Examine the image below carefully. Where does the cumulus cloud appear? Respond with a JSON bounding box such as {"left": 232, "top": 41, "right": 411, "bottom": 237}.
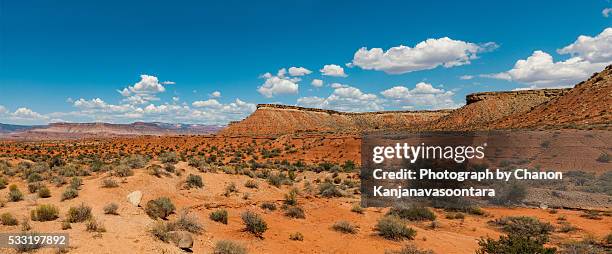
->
{"left": 0, "top": 105, "right": 8, "bottom": 115}
{"left": 11, "top": 107, "right": 48, "bottom": 120}
{"left": 311, "top": 79, "right": 323, "bottom": 87}
{"left": 211, "top": 91, "right": 221, "bottom": 98}
{"left": 603, "top": 8, "right": 612, "bottom": 18}
{"left": 381, "top": 82, "right": 460, "bottom": 109}
{"left": 320, "top": 64, "right": 348, "bottom": 77}
{"left": 297, "top": 84, "right": 382, "bottom": 111}
{"left": 351, "top": 37, "right": 497, "bottom": 74}
{"left": 288, "top": 67, "right": 312, "bottom": 76}
{"left": 192, "top": 99, "right": 222, "bottom": 108}
{"left": 257, "top": 69, "right": 300, "bottom": 98}
{"left": 118, "top": 74, "right": 174, "bottom": 104}
{"left": 482, "top": 28, "right": 611, "bottom": 88}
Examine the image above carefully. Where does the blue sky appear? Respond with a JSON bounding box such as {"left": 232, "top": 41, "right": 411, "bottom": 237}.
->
{"left": 1, "top": 0, "right": 611, "bottom": 125}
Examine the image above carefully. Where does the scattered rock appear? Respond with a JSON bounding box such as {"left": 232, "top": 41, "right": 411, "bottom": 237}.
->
{"left": 127, "top": 191, "right": 142, "bottom": 207}
{"left": 167, "top": 231, "right": 193, "bottom": 249}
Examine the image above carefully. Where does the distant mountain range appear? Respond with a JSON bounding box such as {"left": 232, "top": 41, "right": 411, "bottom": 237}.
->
{"left": 0, "top": 122, "right": 224, "bottom": 140}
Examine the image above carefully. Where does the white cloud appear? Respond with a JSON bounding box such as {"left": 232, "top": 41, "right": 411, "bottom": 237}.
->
{"left": 11, "top": 107, "right": 48, "bottom": 120}
{"left": 118, "top": 74, "right": 174, "bottom": 104}
{"left": 320, "top": 64, "right": 348, "bottom": 77}
{"left": 192, "top": 99, "right": 222, "bottom": 108}
{"left": 351, "top": 37, "right": 497, "bottom": 74}
{"left": 311, "top": 79, "right": 323, "bottom": 87}
{"left": 297, "top": 84, "right": 382, "bottom": 112}
{"left": 459, "top": 75, "right": 474, "bottom": 80}
{"left": 211, "top": 91, "right": 221, "bottom": 98}
{"left": 557, "top": 28, "right": 612, "bottom": 63}
{"left": 0, "top": 105, "right": 8, "bottom": 115}
{"left": 288, "top": 67, "right": 312, "bottom": 76}
{"left": 381, "top": 82, "right": 460, "bottom": 109}
{"left": 482, "top": 28, "right": 611, "bottom": 88}
{"left": 257, "top": 74, "right": 299, "bottom": 98}
{"left": 603, "top": 8, "right": 612, "bottom": 17}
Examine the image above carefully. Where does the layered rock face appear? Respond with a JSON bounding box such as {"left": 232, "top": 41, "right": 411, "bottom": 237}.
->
{"left": 219, "top": 104, "right": 451, "bottom": 136}
{"left": 429, "top": 89, "right": 571, "bottom": 130}
{"left": 491, "top": 64, "right": 611, "bottom": 129}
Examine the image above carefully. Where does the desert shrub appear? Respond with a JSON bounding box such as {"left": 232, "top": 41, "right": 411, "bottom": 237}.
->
{"left": 224, "top": 182, "right": 238, "bottom": 197}
{"left": 284, "top": 206, "right": 305, "bottom": 219}
{"left": 185, "top": 174, "right": 203, "bottom": 189}
{"left": 606, "top": 232, "right": 612, "bottom": 244}
{"left": 244, "top": 179, "right": 258, "bottom": 189}
{"left": 210, "top": 209, "right": 229, "bottom": 224}
{"left": 113, "top": 165, "right": 134, "bottom": 177}
{"left": 61, "top": 187, "right": 78, "bottom": 201}
{"left": 51, "top": 176, "right": 67, "bottom": 187}
{"left": 489, "top": 182, "right": 527, "bottom": 205}
{"left": 387, "top": 205, "right": 436, "bottom": 221}
{"left": 175, "top": 211, "right": 203, "bottom": 233}
{"left": 385, "top": 244, "right": 434, "bottom": 254}
{"left": 66, "top": 203, "right": 92, "bottom": 223}
{"left": 0, "top": 212, "right": 18, "bottom": 226}
{"left": 159, "top": 152, "right": 178, "bottom": 164}
{"left": 557, "top": 221, "right": 577, "bottom": 233}
{"left": 580, "top": 210, "right": 602, "bottom": 220}
{"left": 85, "top": 217, "right": 106, "bottom": 232}
{"left": 490, "top": 216, "right": 554, "bottom": 242}
{"left": 147, "top": 164, "right": 163, "bottom": 177}
{"left": 318, "top": 182, "right": 343, "bottom": 198}
{"left": 284, "top": 188, "right": 299, "bottom": 205}
{"left": 121, "top": 155, "right": 147, "bottom": 169}
{"left": 289, "top": 232, "right": 304, "bottom": 241}
{"left": 150, "top": 220, "right": 176, "bottom": 242}
{"left": 376, "top": 216, "right": 417, "bottom": 241}
{"left": 260, "top": 201, "right": 277, "bottom": 211}
{"left": 560, "top": 240, "right": 605, "bottom": 254}
{"left": 476, "top": 234, "right": 556, "bottom": 254}
{"left": 21, "top": 218, "right": 31, "bottom": 231}
{"left": 101, "top": 178, "right": 118, "bottom": 188}
{"left": 351, "top": 204, "right": 365, "bottom": 214}
{"left": 30, "top": 204, "right": 59, "bottom": 221}
{"left": 0, "top": 178, "right": 6, "bottom": 189}
{"left": 164, "top": 163, "right": 175, "bottom": 173}
{"left": 214, "top": 240, "right": 247, "bottom": 254}
{"left": 8, "top": 184, "right": 23, "bottom": 202}
{"left": 145, "top": 197, "right": 175, "bottom": 219}
{"left": 104, "top": 203, "right": 119, "bottom": 215}
{"left": 596, "top": 152, "right": 610, "bottom": 163}
{"left": 28, "top": 181, "right": 44, "bottom": 193}
{"left": 37, "top": 186, "right": 51, "bottom": 198}
{"left": 445, "top": 212, "right": 465, "bottom": 220}
{"left": 61, "top": 220, "right": 71, "bottom": 230}
{"left": 27, "top": 172, "right": 43, "bottom": 183}
{"left": 332, "top": 220, "right": 358, "bottom": 234}
{"left": 241, "top": 211, "right": 267, "bottom": 237}
{"left": 69, "top": 177, "right": 82, "bottom": 189}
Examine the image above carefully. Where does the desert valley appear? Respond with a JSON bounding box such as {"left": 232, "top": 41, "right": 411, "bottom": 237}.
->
{"left": 0, "top": 66, "right": 610, "bottom": 254}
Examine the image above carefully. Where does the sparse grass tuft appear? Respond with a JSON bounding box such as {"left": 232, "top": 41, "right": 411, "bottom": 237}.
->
{"left": 61, "top": 187, "right": 78, "bottom": 201}
{"left": 210, "top": 209, "right": 229, "bottom": 224}
{"left": 376, "top": 216, "right": 417, "bottom": 241}
{"left": 260, "top": 201, "right": 277, "bottom": 211}
{"left": 332, "top": 220, "right": 358, "bottom": 234}
{"left": 387, "top": 205, "right": 436, "bottom": 221}
{"left": 351, "top": 204, "right": 364, "bottom": 214}
{"left": 213, "top": 240, "right": 247, "bottom": 254}
{"left": 103, "top": 203, "right": 119, "bottom": 215}
{"left": 244, "top": 179, "right": 258, "bottom": 189}
{"left": 185, "top": 174, "right": 204, "bottom": 189}
{"left": 385, "top": 244, "right": 434, "bottom": 254}
{"left": 0, "top": 213, "right": 18, "bottom": 226}
{"left": 101, "top": 178, "right": 118, "bottom": 188}
{"left": 289, "top": 232, "right": 304, "bottom": 241}
{"left": 284, "top": 206, "right": 305, "bottom": 219}
{"left": 241, "top": 211, "right": 267, "bottom": 237}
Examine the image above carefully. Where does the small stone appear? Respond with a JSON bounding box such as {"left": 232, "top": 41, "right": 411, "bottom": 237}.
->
{"left": 127, "top": 191, "right": 142, "bottom": 207}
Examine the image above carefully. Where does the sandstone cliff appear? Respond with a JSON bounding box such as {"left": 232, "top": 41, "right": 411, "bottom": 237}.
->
{"left": 219, "top": 104, "right": 451, "bottom": 136}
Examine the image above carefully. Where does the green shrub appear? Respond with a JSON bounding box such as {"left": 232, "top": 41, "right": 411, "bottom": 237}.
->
{"left": 213, "top": 240, "right": 247, "bottom": 254}
{"left": 61, "top": 187, "right": 78, "bottom": 201}
{"left": 241, "top": 211, "right": 267, "bottom": 237}
{"left": 69, "top": 177, "right": 82, "bottom": 190}
{"left": 101, "top": 178, "right": 118, "bottom": 188}
{"left": 260, "top": 202, "right": 277, "bottom": 211}
{"left": 351, "top": 204, "right": 365, "bottom": 214}
{"left": 385, "top": 244, "right": 434, "bottom": 254}
{"left": 174, "top": 212, "right": 203, "bottom": 234}
{"left": 28, "top": 182, "right": 43, "bottom": 193}
{"left": 66, "top": 203, "right": 92, "bottom": 223}
{"left": 186, "top": 174, "right": 203, "bottom": 189}
{"left": 114, "top": 165, "right": 134, "bottom": 177}
{"left": 61, "top": 220, "right": 71, "bottom": 230}
{"left": 85, "top": 217, "right": 106, "bottom": 233}
{"left": 376, "top": 216, "right": 417, "bottom": 241}
{"left": 332, "top": 220, "right": 358, "bottom": 234}
{"left": 289, "top": 232, "right": 304, "bottom": 241}
{"left": 145, "top": 197, "right": 175, "bottom": 219}
{"left": 387, "top": 205, "right": 436, "bottom": 221}
{"left": 284, "top": 206, "right": 305, "bottom": 219}
{"left": 30, "top": 204, "right": 59, "bottom": 221}
{"left": 121, "top": 155, "right": 147, "bottom": 169}
{"left": 489, "top": 216, "right": 554, "bottom": 243}
{"left": 606, "top": 232, "right": 612, "bottom": 244}
{"left": 318, "top": 182, "right": 343, "bottom": 197}
{"left": 557, "top": 221, "right": 577, "bottom": 233}
{"left": 0, "top": 213, "right": 18, "bottom": 226}
{"left": 27, "top": 172, "right": 43, "bottom": 183}
{"left": 284, "top": 188, "right": 299, "bottom": 206}
{"left": 8, "top": 184, "right": 23, "bottom": 202}
{"left": 445, "top": 212, "right": 465, "bottom": 220}
{"left": 104, "top": 203, "right": 119, "bottom": 215}
{"left": 159, "top": 152, "right": 178, "bottom": 164}
{"left": 0, "top": 178, "right": 6, "bottom": 189}
{"left": 37, "top": 186, "right": 51, "bottom": 198}
{"left": 476, "top": 234, "right": 556, "bottom": 254}
{"left": 210, "top": 209, "right": 229, "bottom": 224}
{"left": 147, "top": 164, "right": 163, "bottom": 177}
{"left": 150, "top": 220, "right": 175, "bottom": 242}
